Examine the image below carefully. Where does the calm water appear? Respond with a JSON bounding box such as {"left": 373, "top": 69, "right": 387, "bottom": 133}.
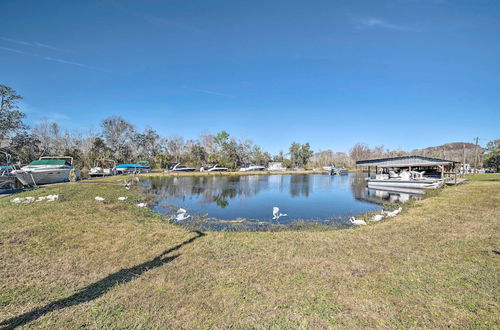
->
{"left": 141, "top": 173, "right": 422, "bottom": 229}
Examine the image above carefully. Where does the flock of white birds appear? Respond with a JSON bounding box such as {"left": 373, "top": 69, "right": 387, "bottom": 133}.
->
{"left": 349, "top": 207, "right": 403, "bottom": 226}
{"left": 11, "top": 194, "right": 59, "bottom": 204}
{"left": 9, "top": 178, "right": 404, "bottom": 227}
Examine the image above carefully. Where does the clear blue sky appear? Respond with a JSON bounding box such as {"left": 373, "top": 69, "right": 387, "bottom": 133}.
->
{"left": 1, "top": 0, "right": 499, "bottom": 153}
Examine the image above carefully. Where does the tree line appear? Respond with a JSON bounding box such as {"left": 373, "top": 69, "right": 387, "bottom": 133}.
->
{"left": 1, "top": 84, "right": 498, "bottom": 171}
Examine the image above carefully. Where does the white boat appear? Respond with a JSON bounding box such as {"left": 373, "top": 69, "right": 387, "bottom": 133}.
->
{"left": 239, "top": 163, "right": 266, "bottom": 172}
{"left": 89, "top": 159, "right": 116, "bottom": 177}
{"left": 116, "top": 162, "right": 151, "bottom": 174}
{"left": 367, "top": 171, "right": 443, "bottom": 189}
{"left": 324, "top": 164, "right": 348, "bottom": 175}
{"left": 367, "top": 179, "right": 443, "bottom": 189}
{"left": 267, "top": 162, "right": 286, "bottom": 171}
{"left": 12, "top": 156, "right": 80, "bottom": 186}
{"left": 166, "top": 163, "right": 196, "bottom": 172}
{"left": 207, "top": 164, "right": 228, "bottom": 172}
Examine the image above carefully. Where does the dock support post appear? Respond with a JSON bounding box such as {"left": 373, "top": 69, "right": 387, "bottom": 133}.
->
{"left": 368, "top": 166, "right": 370, "bottom": 178}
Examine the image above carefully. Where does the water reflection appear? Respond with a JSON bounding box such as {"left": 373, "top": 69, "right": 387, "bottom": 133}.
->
{"left": 140, "top": 173, "right": 424, "bottom": 228}
{"left": 350, "top": 173, "right": 424, "bottom": 204}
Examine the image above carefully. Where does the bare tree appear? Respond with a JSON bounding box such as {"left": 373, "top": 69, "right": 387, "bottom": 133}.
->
{"left": 167, "top": 135, "right": 185, "bottom": 163}
{"left": 349, "top": 143, "right": 372, "bottom": 162}
{"left": 101, "top": 117, "right": 136, "bottom": 162}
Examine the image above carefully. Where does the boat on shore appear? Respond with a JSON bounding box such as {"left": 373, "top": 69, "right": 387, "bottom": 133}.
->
{"left": 240, "top": 163, "right": 266, "bottom": 172}
{"left": 89, "top": 159, "right": 116, "bottom": 177}
{"left": 116, "top": 162, "right": 151, "bottom": 174}
{"left": 166, "top": 163, "right": 196, "bottom": 173}
{"left": 0, "top": 151, "right": 16, "bottom": 190}
{"left": 267, "top": 162, "right": 286, "bottom": 171}
{"left": 12, "top": 156, "right": 80, "bottom": 186}
{"left": 206, "top": 164, "right": 228, "bottom": 172}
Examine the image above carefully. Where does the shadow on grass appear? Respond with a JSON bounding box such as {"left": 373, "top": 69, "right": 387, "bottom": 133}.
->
{"left": 0, "top": 230, "right": 206, "bottom": 330}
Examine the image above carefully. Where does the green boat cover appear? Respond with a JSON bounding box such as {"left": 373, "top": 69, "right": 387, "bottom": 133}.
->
{"left": 29, "top": 159, "right": 70, "bottom": 166}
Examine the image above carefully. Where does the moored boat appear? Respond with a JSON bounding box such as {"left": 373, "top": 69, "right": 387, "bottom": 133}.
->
{"left": 367, "top": 171, "right": 444, "bottom": 189}
{"left": 267, "top": 162, "right": 286, "bottom": 171}
{"left": 12, "top": 156, "right": 80, "bottom": 186}
{"left": 367, "top": 179, "right": 443, "bottom": 189}
{"left": 239, "top": 163, "right": 266, "bottom": 172}
{"left": 166, "top": 163, "right": 196, "bottom": 172}
{"left": 116, "top": 163, "right": 151, "bottom": 174}
{"left": 207, "top": 164, "right": 228, "bottom": 172}
{"left": 0, "top": 151, "right": 16, "bottom": 190}
{"left": 89, "top": 159, "right": 117, "bottom": 177}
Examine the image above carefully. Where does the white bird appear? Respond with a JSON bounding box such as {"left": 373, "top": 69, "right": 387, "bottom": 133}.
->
{"left": 176, "top": 208, "right": 190, "bottom": 221}
{"left": 95, "top": 196, "right": 105, "bottom": 202}
{"left": 272, "top": 207, "right": 287, "bottom": 220}
{"left": 46, "top": 194, "right": 58, "bottom": 202}
{"left": 371, "top": 214, "right": 384, "bottom": 222}
{"left": 123, "top": 180, "right": 131, "bottom": 190}
{"left": 11, "top": 197, "right": 23, "bottom": 204}
{"left": 384, "top": 207, "right": 402, "bottom": 218}
{"left": 117, "top": 196, "right": 127, "bottom": 201}
{"left": 136, "top": 202, "right": 147, "bottom": 208}
{"left": 24, "top": 197, "right": 35, "bottom": 203}
{"left": 349, "top": 216, "right": 367, "bottom": 226}
{"left": 36, "top": 196, "right": 47, "bottom": 202}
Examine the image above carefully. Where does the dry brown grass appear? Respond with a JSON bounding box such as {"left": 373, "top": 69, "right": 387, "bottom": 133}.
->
{"left": 1, "top": 175, "right": 499, "bottom": 328}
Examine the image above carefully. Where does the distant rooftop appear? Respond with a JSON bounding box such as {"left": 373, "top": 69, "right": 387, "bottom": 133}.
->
{"left": 356, "top": 156, "right": 457, "bottom": 168}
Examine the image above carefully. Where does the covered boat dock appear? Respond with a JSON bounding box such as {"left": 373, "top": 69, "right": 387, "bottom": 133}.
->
{"left": 356, "top": 156, "right": 460, "bottom": 181}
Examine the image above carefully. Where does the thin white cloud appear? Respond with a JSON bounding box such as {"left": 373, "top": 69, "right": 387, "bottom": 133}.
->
{"left": 357, "top": 17, "right": 418, "bottom": 31}
{"left": 19, "top": 102, "right": 71, "bottom": 124}
{"left": 0, "top": 46, "right": 106, "bottom": 71}
{"left": 105, "top": 0, "right": 206, "bottom": 35}
{"left": 0, "top": 36, "right": 66, "bottom": 51}
{"left": 140, "top": 14, "right": 206, "bottom": 34}
{"left": 187, "top": 87, "right": 235, "bottom": 98}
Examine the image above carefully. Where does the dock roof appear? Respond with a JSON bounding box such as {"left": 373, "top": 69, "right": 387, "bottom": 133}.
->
{"left": 356, "top": 156, "right": 457, "bottom": 168}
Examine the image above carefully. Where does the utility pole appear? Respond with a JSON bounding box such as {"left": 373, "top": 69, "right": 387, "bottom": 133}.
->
{"left": 462, "top": 143, "right": 466, "bottom": 175}
{"left": 473, "top": 137, "right": 480, "bottom": 174}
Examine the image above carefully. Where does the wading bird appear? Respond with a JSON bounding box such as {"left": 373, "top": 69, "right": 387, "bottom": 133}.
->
{"left": 95, "top": 196, "right": 105, "bottom": 202}
{"left": 176, "top": 208, "right": 191, "bottom": 221}
{"left": 349, "top": 217, "right": 366, "bottom": 226}
{"left": 272, "top": 207, "right": 287, "bottom": 220}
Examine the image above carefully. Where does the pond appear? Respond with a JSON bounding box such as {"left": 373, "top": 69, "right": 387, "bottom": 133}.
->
{"left": 140, "top": 173, "right": 423, "bottom": 230}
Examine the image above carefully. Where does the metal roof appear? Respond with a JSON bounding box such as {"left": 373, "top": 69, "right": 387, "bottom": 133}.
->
{"left": 356, "top": 156, "right": 457, "bottom": 167}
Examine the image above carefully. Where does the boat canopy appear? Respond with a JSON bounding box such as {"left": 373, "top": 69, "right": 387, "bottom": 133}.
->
{"left": 29, "top": 159, "right": 70, "bottom": 166}
{"left": 116, "top": 163, "right": 149, "bottom": 168}
{"left": 356, "top": 156, "right": 457, "bottom": 168}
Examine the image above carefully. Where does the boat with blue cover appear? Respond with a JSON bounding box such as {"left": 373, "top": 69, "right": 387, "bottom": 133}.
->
{"left": 116, "top": 162, "right": 151, "bottom": 174}
{"left": 0, "top": 151, "right": 16, "bottom": 190}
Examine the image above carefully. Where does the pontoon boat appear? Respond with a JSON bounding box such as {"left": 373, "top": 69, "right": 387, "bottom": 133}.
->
{"left": 89, "top": 159, "right": 117, "bottom": 177}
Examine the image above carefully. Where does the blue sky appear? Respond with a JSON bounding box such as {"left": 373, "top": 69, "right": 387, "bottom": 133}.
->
{"left": 1, "top": 0, "right": 499, "bottom": 153}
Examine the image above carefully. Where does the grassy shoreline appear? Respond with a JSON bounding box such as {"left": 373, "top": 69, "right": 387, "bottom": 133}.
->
{"left": 1, "top": 174, "right": 498, "bottom": 328}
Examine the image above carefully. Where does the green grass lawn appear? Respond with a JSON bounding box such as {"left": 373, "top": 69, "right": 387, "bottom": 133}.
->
{"left": 1, "top": 174, "right": 499, "bottom": 328}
